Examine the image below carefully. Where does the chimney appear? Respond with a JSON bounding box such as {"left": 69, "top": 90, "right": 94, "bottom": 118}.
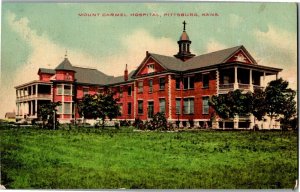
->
{"left": 124, "top": 64, "right": 128, "bottom": 81}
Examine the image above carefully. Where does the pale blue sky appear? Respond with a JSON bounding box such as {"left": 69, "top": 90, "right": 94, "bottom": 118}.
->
{"left": 0, "top": 2, "right": 297, "bottom": 117}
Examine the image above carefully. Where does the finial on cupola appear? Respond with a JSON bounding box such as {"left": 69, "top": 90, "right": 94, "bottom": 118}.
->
{"left": 65, "top": 49, "right": 68, "bottom": 59}
{"left": 183, "top": 20, "right": 187, "bottom": 31}
{"left": 124, "top": 64, "right": 128, "bottom": 81}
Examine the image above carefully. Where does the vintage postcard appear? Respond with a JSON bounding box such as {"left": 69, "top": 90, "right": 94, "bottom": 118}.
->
{"left": 0, "top": 1, "right": 298, "bottom": 190}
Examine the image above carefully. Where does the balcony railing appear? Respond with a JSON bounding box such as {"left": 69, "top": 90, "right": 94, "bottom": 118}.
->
{"left": 17, "top": 93, "right": 52, "bottom": 101}
{"left": 253, "top": 85, "right": 264, "bottom": 90}
{"left": 238, "top": 83, "right": 250, "bottom": 90}
{"left": 219, "top": 83, "right": 234, "bottom": 89}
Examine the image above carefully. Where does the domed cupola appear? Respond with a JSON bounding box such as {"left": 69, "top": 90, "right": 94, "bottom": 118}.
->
{"left": 174, "top": 21, "right": 195, "bottom": 61}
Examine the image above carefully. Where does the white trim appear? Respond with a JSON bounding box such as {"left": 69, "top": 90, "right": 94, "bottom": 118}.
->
{"left": 134, "top": 72, "right": 173, "bottom": 80}
{"left": 134, "top": 56, "right": 168, "bottom": 77}
{"left": 224, "top": 48, "right": 256, "bottom": 64}
{"left": 147, "top": 99, "right": 154, "bottom": 101}
{"left": 183, "top": 96, "right": 195, "bottom": 99}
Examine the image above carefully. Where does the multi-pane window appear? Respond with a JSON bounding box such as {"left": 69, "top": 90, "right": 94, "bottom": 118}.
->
{"left": 138, "top": 100, "right": 143, "bottom": 114}
{"left": 148, "top": 64, "right": 155, "bottom": 73}
{"left": 138, "top": 81, "right": 143, "bottom": 93}
{"left": 202, "top": 97, "right": 209, "bottom": 114}
{"left": 149, "top": 79, "right": 153, "bottom": 93}
{"left": 176, "top": 98, "right": 181, "bottom": 114}
{"left": 203, "top": 73, "right": 209, "bottom": 88}
{"left": 127, "top": 85, "right": 132, "bottom": 96}
{"left": 64, "top": 102, "right": 71, "bottom": 114}
{"left": 57, "top": 84, "right": 63, "bottom": 95}
{"left": 176, "top": 78, "right": 181, "bottom": 89}
{"left": 159, "top": 78, "right": 165, "bottom": 90}
{"left": 83, "top": 87, "right": 89, "bottom": 96}
{"left": 159, "top": 98, "right": 166, "bottom": 113}
{"left": 64, "top": 85, "right": 71, "bottom": 95}
{"left": 183, "top": 76, "right": 195, "bottom": 89}
{"left": 183, "top": 98, "right": 194, "bottom": 114}
{"left": 127, "top": 102, "right": 132, "bottom": 115}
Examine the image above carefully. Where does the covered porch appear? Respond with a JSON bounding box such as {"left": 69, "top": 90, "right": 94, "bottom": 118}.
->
{"left": 218, "top": 64, "right": 281, "bottom": 94}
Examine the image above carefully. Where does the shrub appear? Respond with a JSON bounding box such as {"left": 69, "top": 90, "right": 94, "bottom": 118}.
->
{"left": 120, "top": 120, "right": 131, "bottom": 127}
{"left": 151, "top": 112, "right": 168, "bottom": 130}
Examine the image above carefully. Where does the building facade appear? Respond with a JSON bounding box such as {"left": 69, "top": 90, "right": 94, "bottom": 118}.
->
{"left": 15, "top": 23, "right": 282, "bottom": 129}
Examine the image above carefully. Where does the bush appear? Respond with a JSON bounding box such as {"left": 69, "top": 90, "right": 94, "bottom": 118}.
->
{"left": 120, "top": 120, "right": 131, "bottom": 127}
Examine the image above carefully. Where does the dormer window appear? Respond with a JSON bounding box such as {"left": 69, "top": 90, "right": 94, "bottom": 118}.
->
{"left": 148, "top": 64, "right": 155, "bottom": 73}
{"left": 66, "top": 73, "right": 72, "bottom": 80}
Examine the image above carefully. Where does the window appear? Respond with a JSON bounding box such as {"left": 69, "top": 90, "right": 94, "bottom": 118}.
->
{"left": 64, "top": 103, "right": 71, "bottom": 114}
{"left": 183, "top": 98, "right": 194, "bottom": 114}
{"left": 127, "top": 85, "right": 132, "bottom": 96}
{"left": 64, "top": 85, "right": 71, "bottom": 95}
{"left": 57, "top": 105, "right": 62, "bottom": 114}
{"left": 202, "top": 97, "right": 209, "bottom": 114}
{"left": 138, "top": 100, "right": 143, "bottom": 114}
{"left": 159, "top": 78, "right": 165, "bottom": 90}
{"left": 57, "top": 84, "right": 63, "bottom": 95}
{"left": 149, "top": 79, "right": 153, "bottom": 93}
{"left": 66, "top": 73, "right": 72, "bottom": 80}
{"left": 203, "top": 73, "right": 209, "bottom": 88}
{"left": 148, "top": 64, "right": 154, "bottom": 73}
{"left": 159, "top": 98, "right": 166, "bottom": 113}
{"left": 183, "top": 76, "right": 195, "bottom": 89}
{"left": 83, "top": 87, "right": 89, "bottom": 96}
{"left": 127, "top": 102, "right": 132, "bottom": 115}
{"left": 138, "top": 81, "right": 143, "bottom": 93}
{"left": 176, "top": 78, "right": 181, "bottom": 89}
{"left": 148, "top": 101, "right": 154, "bottom": 118}
{"left": 176, "top": 98, "right": 181, "bottom": 114}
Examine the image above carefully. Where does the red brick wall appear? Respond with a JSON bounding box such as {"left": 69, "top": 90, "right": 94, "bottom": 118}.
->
{"left": 114, "top": 84, "right": 134, "bottom": 120}
{"left": 135, "top": 75, "right": 169, "bottom": 120}
{"left": 39, "top": 74, "right": 53, "bottom": 82}
{"left": 55, "top": 71, "right": 75, "bottom": 81}
{"left": 170, "top": 71, "right": 217, "bottom": 120}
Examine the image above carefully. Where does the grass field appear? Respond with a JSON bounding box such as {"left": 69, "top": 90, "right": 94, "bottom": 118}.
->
{"left": 0, "top": 124, "right": 298, "bottom": 189}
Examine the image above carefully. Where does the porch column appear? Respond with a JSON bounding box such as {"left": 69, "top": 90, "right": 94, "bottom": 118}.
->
{"left": 30, "top": 101, "right": 33, "bottom": 115}
{"left": 263, "top": 72, "right": 266, "bottom": 87}
{"left": 36, "top": 84, "right": 38, "bottom": 96}
{"left": 234, "top": 115, "right": 239, "bottom": 129}
{"left": 216, "top": 69, "right": 219, "bottom": 95}
{"left": 168, "top": 75, "right": 172, "bottom": 121}
{"left": 234, "top": 66, "right": 238, "bottom": 90}
{"left": 276, "top": 73, "right": 278, "bottom": 80}
{"left": 249, "top": 69, "right": 253, "bottom": 92}
{"left": 35, "top": 100, "right": 38, "bottom": 117}
{"left": 249, "top": 114, "right": 255, "bottom": 129}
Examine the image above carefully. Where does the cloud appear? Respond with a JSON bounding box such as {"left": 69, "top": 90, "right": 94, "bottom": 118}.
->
{"left": 229, "top": 14, "right": 244, "bottom": 28}
{"left": 204, "top": 39, "right": 227, "bottom": 53}
{"left": 0, "top": 11, "right": 177, "bottom": 117}
{"left": 253, "top": 25, "right": 297, "bottom": 90}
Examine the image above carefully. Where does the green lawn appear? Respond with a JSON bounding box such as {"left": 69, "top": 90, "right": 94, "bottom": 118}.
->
{"left": 0, "top": 124, "right": 298, "bottom": 189}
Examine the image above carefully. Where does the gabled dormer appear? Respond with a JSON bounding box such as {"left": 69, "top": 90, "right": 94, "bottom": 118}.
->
{"left": 224, "top": 46, "right": 257, "bottom": 64}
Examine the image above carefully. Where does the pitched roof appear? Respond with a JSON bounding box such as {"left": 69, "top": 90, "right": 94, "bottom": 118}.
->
{"left": 109, "top": 70, "right": 135, "bottom": 85}
{"left": 55, "top": 58, "right": 75, "bottom": 71}
{"left": 38, "top": 68, "right": 55, "bottom": 75}
{"left": 72, "top": 66, "right": 114, "bottom": 85}
{"left": 148, "top": 45, "right": 244, "bottom": 71}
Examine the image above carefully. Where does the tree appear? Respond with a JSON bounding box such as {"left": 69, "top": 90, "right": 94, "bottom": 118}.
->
{"left": 264, "top": 78, "right": 296, "bottom": 128}
{"left": 37, "top": 101, "right": 61, "bottom": 129}
{"left": 78, "top": 91, "right": 120, "bottom": 128}
{"left": 209, "top": 89, "right": 252, "bottom": 128}
{"left": 250, "top": 88, "right": 266, "bottom": 121}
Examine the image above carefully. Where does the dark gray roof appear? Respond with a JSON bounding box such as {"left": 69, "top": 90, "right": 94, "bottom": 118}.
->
{"left": 55, "top": 58, "right": 75, "bottom": 71}
{"left": 38, "top": 68, "right": 55, "bottom": 74}
{"left": 109, "top": 70, "right": 135, "bottom": 85}
{"left": 72, "top": 66, "right": 114, "bottom": 85}
{"left": 149, "top": 45, "right": 243, "bottom": 71}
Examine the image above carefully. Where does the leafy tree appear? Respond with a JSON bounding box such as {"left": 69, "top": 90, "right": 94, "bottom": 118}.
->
{"left": 209, "top": 90, "right": 252, "bottom": 128}
{"left": 264, "top": 78, "right": 296, "bottom": 128}
{"left": 250, "top": 88, "right": 267, "bottom": 121}
{"left": 78, "top": 91, "right": 120, "bottom": 128}
{"left": 38, "top": 101, "right": 61, "bottom": 129}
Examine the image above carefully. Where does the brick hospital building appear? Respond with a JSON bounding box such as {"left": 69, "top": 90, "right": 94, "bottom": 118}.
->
{"left": 15, "top": 22, "right": 282, "bottom": 129}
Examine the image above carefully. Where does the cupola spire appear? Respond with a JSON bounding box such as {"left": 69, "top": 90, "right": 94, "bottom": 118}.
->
{"left": 174, "top": 21, "right": 195, "bottom": 61}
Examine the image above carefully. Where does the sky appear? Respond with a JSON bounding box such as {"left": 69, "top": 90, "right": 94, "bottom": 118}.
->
{"left": 0, "top": 2, "right": 297, "bottom": 118}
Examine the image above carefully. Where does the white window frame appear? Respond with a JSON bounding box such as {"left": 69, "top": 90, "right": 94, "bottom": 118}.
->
{"left": 147, "top": 63, "right": 155, "bottom": 73}
{"left": 202, "top": 96, "right": 210, "bottom": 115}
{"left": 183, "top": 97, "right": 194, "bottom": 114}
{"left": 159, "top": 98, "right": 166, "bottom": 113}
{"left": 138, "top": 81, "right": 143, "bottom": 93}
